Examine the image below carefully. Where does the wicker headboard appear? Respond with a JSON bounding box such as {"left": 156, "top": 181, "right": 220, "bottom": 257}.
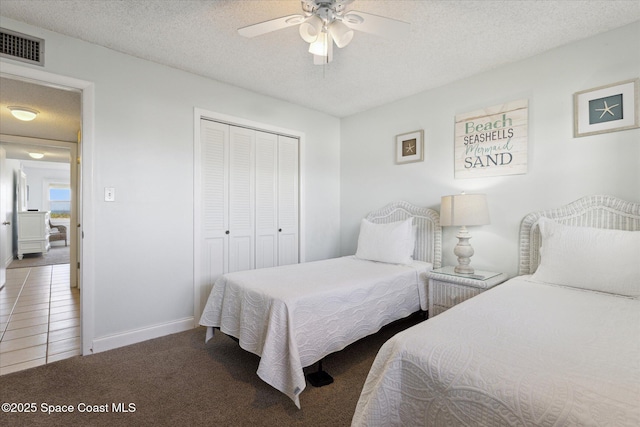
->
{"left": 365, "top": 201, "right": 442, "bottom": 268}
{"left": 519, "top": 195, "right": 640, "bottom": 275}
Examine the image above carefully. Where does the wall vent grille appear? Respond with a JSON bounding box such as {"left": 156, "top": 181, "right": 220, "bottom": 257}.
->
{"left": 0, "top": 28, "right": 44, "bottom": 66}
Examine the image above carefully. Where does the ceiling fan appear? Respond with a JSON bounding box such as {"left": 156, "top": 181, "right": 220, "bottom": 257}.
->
{"left": 238, "top": 0, "right": 410, "bottom": 65}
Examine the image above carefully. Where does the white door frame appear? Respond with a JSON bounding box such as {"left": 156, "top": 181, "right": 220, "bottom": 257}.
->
{"left": 193, "top": 108, "right": 306, "bottom": 326}
{"left": 1, "top": 61, "right": 96, "bottom": 356}
{"left": 0, "top": 146, "right": 7, "bottom": 289}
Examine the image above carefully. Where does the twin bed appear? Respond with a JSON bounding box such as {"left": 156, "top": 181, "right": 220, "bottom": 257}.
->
{"left": 200, "top": 195, "right": 639, "bottom": 426}
{"left": 352, "top": 195, "right": 640, "bottom": 426}
{"left": 199, "top": 201, "right": 441, "bottom": 408}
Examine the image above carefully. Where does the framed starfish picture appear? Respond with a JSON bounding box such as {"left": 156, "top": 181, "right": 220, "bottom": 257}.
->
{"left": 395, "top": 130, "right": 424, "bottom": 164}
{"left": 574, "top": 78, "right": 639, "bottom": 137}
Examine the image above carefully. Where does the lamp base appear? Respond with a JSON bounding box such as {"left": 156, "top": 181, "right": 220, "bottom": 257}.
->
{"left": 453, "top": 226, "right": 475, "bottom": 275}
{"left": 454, "top": 265, "right": 475, "bottom": 275}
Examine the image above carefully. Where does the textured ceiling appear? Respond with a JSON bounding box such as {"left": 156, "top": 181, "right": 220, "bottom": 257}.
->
{"left": 0, "top": 77, "right": 80, "bottom": 163}
{"left": 0, "top": 77, "right": 81, "bottom": 142}
{"left": 1, "top": 0, "right": 640, "bottom": 119}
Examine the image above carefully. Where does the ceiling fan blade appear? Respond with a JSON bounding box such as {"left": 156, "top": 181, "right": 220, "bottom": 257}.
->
{"left": 238, "top": 14, "right": 305, "bottom": 38}
{"left": 343, "top": 11, "right": 410, "bottom": 38}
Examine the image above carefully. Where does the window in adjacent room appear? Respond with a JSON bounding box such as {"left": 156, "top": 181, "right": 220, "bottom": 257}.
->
{"left": 49, "top": 184, "right": 71, "bottom": 218}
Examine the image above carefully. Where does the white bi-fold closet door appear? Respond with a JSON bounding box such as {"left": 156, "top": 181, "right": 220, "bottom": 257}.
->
{"left": 199, "top": 119, "right": 299, "bottom": 286}
{"left": 255, "top": 129, "right": 299, "bottom": 269}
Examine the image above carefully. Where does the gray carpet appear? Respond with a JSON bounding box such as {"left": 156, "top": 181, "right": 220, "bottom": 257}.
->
{"left": 0, "top": 314, "right": 424, "bottom": 427}
{"left": 7, "top": 245, "right": 70, "bottom": 268}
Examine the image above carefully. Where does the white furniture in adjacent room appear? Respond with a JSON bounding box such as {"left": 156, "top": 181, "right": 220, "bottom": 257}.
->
{"left": 427, "top": 266, "right": 508, "bottom": 317}
{"left": 17, "top": 211, "right": 50, "bottom": 259}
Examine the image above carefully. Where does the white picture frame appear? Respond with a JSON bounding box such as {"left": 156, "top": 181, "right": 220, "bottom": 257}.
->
{"left": 574, "top": 78, "right": 639, "bottom": 138}
{"left": 453, "top": 99, "right": 528, "bottom": 179}
{"left": 395, "top": 130, "right": 424, "bottom": 164}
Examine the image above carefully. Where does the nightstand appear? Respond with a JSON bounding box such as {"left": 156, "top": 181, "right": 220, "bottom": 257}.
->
{"left": 427, "top": 266, "right": 508, "bottom": 318}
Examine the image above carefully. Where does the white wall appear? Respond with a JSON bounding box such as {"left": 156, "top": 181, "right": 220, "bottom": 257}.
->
{"left": 341, "top": 22, "right": 640, "bottom": 277}
{"left": 0, "top": 18, "right": 341, "bottom": 349}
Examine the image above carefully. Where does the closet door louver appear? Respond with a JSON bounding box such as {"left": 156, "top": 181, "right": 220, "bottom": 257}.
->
{"left": 199, "top": 121, "right": 255, "bottom": 280}
{"left": 228, "top": 126, "right": 255, "bottom": 273}
{"left": 278, "top": 135, "right": 299, "bottom": 266}
{"left": 200, "top": 120, "right": 229, "bottom": 295}
{"left": 255, "top": 131, "right": 279, "bottom": 269}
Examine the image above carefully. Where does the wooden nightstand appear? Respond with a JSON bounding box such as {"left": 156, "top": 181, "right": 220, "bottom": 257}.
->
{"left": 427, "top": 266, "right": 508, "bottom": 318}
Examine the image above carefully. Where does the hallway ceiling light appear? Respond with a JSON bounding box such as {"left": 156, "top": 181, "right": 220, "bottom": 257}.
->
{"left": 28, "top": 152, "right": 45, "bottom": 159}
{"left": 8, "top": 106, "right": 39, "bottom": 121}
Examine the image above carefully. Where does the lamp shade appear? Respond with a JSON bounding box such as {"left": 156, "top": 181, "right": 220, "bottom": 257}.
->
{"left": 440, "top": 193, "right": 490, "bottom": 227}
{"left": 328, "top": 20, "right": 353, "bottom": 48}
{"left": 299, "top": 15, "right": 323, "bottom": 43}
{"left": 308, "top": 31, "right": 329, "bottom": 56}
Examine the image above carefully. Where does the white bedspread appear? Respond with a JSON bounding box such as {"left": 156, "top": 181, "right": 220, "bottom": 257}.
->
{"left": 353, "top": 276, "right": 640, "bottom": 426}
{"left": 199, "top": 256, "right": 432, "bottom": 408}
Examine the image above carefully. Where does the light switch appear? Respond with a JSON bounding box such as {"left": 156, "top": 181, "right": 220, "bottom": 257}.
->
{"left": 105, "top": 187, "right": 115, "bottom": 202}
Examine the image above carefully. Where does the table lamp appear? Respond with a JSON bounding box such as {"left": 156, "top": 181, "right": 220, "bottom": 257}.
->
{"left": 440, "top": 193, "right": 490, "bottom": 274}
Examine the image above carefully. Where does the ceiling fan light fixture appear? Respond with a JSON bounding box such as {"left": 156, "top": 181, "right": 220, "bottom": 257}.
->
{"left": 8, "top": 106, "right": 39, "bottom": 121}
{"left": 299, "top": 15, "right": 323, "bottom": 43}
{"left": 308, "top": 31, "right": 329, "bottom": 56}
{"left": 238, "top": 0, "right": 410, "bottom": 65}
{"left": 328, "top": 20, "right": 354, "bottom": 48}
{"left": 312, "top": 32, "right": 334, "bottom": 65}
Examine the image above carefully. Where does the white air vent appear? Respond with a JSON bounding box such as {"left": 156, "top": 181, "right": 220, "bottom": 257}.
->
{"left": 0, "top": 28, "right": 44, "bottom": 66}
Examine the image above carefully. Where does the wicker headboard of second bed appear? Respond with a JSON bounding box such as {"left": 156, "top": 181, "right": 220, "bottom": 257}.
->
{"left": 519, "top": 195, "right": 640, "bottom": 275}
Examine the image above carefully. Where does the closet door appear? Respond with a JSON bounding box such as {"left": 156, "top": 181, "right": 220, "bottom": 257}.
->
{"left": 228, "top": 126, "right": 255, "bottom": 273}
{"left": 198, "top": 120, "right": 297, "bottom": 277}
{"left": 277, "top": 135, "right": 299, "bottom": 266}
{"left": 199, "top": 120, "right": 229, "bottom": 305}
{"left": 255, "top": 131, "right": 278, "bottom": 269}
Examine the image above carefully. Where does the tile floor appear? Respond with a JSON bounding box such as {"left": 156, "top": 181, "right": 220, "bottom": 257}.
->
{"left": 0, "top": 264, "right": 80, "bottom": 375}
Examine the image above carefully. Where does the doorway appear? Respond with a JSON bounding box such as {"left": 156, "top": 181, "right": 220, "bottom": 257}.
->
{"left": 0, "top": 78, "right": 81, "bottom": 374}
{"left": 0, "top": 61, "right": 95, "bottom": 360}
{"left": 0, "top": 76, "right": 80, "bottom": 287}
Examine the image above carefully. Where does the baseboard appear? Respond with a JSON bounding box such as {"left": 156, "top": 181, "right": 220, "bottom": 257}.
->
{"left": 91, "top": 317, "right": 195, "bottom": 354}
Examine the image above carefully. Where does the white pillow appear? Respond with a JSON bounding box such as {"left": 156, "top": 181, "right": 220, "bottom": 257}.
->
{"left": 531, "top": 218, "right": 640, "bottom": 297}
{"left": 355, "top": 217, "right": 415, "bottom": 265}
